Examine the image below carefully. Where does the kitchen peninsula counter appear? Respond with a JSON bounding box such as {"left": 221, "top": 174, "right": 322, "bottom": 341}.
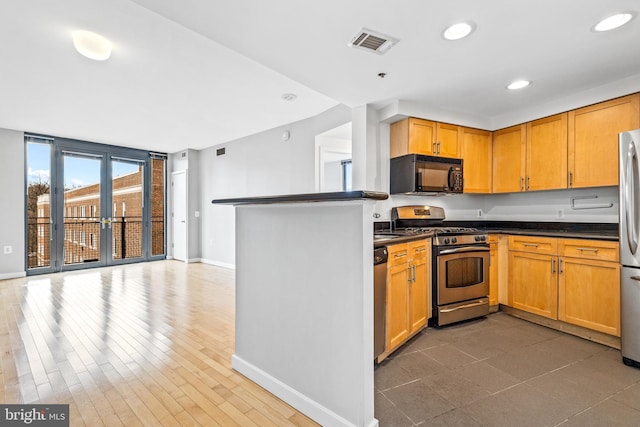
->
{"left": 213, "top": 191, "right": 384, "bottom": 427}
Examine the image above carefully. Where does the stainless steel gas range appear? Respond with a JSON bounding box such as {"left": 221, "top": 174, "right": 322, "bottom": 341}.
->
{"left": 390, "top": 205, "right": 490, "bottom": 326}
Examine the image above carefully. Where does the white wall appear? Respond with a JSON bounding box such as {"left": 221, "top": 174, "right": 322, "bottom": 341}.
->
{"left": 0, "top": 128, "right": 26, "bottom": 279}
{"left": 199, "top": 104, "right": 352, "bottom": 267}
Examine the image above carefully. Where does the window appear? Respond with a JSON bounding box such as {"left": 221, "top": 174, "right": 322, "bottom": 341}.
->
{"left": 122, "top": 202, "right": 126, "bottom": 217}
{"left": 80, "top": 206, "right": 86, "bottom": 218}
{"left": 73, "top": 206, "right": 77, "bottom": 217}
{"left": 341, "top": 160, "right": 353, "bottom": 191}
{"left": 113, "top": 203, "right": 116, "bottom": 216}
{"left": 80, "top": 231, "right": 85, "bottom": 246}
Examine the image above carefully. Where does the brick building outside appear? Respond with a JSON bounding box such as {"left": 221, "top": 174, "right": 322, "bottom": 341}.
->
{"left": 30, "top": 160, "right": 164, "bottom": 267}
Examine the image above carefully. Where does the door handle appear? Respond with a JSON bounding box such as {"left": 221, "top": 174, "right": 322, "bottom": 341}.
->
{"left": 559, "top": 258, "right": 563, "bottom": 274}
{"left": 551, "top": 258, "right": 555, "bottom": 273}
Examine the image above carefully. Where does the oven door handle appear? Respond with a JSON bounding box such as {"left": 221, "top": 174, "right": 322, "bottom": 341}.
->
{"left": 439, "top": 246, "right": 490, "bottom": 255}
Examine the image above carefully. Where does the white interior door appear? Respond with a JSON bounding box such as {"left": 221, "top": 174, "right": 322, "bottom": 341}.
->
{"left": 171, "top": 170, "right": 187, "bottom": 262}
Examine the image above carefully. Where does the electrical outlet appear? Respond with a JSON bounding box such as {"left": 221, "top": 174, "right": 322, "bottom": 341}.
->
{"left": 3, "top": 246, "right": 12, "bottom": 254}
{"left": 477, "top": 209, "right": 483, "bottom": 218}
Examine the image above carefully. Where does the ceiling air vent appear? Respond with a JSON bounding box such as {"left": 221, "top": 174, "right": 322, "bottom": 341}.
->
{"left": 348, "top": 28, "right": 399, "bottom": 55}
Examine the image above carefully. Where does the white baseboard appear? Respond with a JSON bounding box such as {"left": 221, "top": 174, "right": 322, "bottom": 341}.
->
{"left": 231, "top": 355, "right": 378, "bottom": 427}
{"left": 200, "top": 258, "right": 236, "bottom": 270}
{"left": 0, "top": 271, "right": 27, "bottom": 280}
{"left": 186, "top": 258, "right": 201, "bottom": 264}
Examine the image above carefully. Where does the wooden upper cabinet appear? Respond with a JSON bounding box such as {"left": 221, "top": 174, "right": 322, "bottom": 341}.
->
{"left": 492, "top": 125, "right": 526, "bottom": 193}
{"left": 526, "top": 113, "right": 568, "bottom": 191}
{"left": 435, "top": 122, "right": 460, "bottom": 157}
{"left": 460, "top": 127, "right": 492, "bottom": 193}
{"left": 390, "top": 118, "right": 436, "bottom": 158}
{"left": 390, "top": 118, "right": 460, "bottom": 158}
{"left": 568, "top": 94, "right": 640, "bottom": 188}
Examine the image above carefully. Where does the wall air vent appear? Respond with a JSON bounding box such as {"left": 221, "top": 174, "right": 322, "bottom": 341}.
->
{"left": 348, "top": 28, "right": 399, "bottom": 55}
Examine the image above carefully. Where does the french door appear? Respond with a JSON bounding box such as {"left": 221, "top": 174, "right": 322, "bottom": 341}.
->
{"left": 26, "top": 136, "right": 166, "bottom": 274}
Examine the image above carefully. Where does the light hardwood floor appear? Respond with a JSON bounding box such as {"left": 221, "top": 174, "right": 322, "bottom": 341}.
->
{"left": 0, "top": 261, "right": 318, "bottom": 426}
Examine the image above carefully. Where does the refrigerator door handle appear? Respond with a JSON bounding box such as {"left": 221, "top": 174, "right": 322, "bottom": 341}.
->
{"left": 631, "top": 276, "right": 640, "bottom": 282}
{"left": 625, "top": 141, "right": 640, "bottom": 255}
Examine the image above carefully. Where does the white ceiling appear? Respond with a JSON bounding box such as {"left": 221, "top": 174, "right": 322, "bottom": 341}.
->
{"left": 2, "top": 0, "right": 640, "bottom": 154}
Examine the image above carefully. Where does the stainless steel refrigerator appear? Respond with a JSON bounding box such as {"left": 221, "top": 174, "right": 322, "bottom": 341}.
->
{"left": 620, "top": 128, "right": 640, "bottom": 368}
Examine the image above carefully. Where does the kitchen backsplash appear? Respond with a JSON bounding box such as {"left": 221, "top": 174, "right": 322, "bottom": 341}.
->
{"left": 374, "top": 186, "right": 618, "bottom": 223}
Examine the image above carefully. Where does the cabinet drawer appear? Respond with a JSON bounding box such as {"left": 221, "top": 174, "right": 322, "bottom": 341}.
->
{"left": 559, "top": 239, "right": 619, "bottom": 262}
{"left": 488, "top": 234, "right": 499, "bottom": 243}
{"left": 408, "top": 240, "right": 429, "bottom": 260}
{"left": 387, "top": 243, "right": 409, "bottom": 266}
{"left": 508, "top": 235, "right": 557, "bottom": 255}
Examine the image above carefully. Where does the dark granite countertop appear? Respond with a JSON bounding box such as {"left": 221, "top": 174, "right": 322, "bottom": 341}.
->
{"left": 212, "top": 190, "right": 388, "bottom": 205}
{"left": 448, "top": 221, "right": 619, "bottom": 241}
{"left": 373, "top": 220, "right": 619, "bottom": 242}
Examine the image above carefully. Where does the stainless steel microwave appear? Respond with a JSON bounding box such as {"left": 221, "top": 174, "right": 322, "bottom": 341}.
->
{"left": 390, "top": 154, "right": 463, "bottom": 194}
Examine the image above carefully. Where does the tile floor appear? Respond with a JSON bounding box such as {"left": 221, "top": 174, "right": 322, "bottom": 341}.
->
{"left": 374, "top": 312, "right": 640, "bottom": 426}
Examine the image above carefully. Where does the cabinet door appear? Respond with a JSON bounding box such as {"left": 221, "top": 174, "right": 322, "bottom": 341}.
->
{"left": 558, "top": 257, "right": 620, "bottom": 336}
{"left": 386, "top": 262, "right": 410, "bottom": 352}
{"left": 509, "top": 251, "right": 558, "bottom": 319}
{"left": 409, "top": 118, "right": 437, "bottom": 156}
{"left": 409, "top": 256, "right": 429, "bottom": 333}
{"left": 489, "top": 238, "right": 498, "bottom": 306}
{"left": 492, "top": 125, "right": 526, "bottom": 193}
{"left": 568, "top": 94, "right": 640, "bottom": 188}
{"left": 435, "top": 122, "right": 460, "bottom": 157}
{"left": 461, "top": 127, "right": 492, "bottom": 193}
{"left": 526, "top": 113, "right": 568, "bottom": 191}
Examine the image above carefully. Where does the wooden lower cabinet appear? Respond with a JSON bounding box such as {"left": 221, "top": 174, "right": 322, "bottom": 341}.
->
{"left": 509, "top": 251, "right": 558, "bottom": 319}
{"left": 507, "top": 236, "right": 620, "bottom": 336}
{"left": 557, "top": 239, "right": 621, "bottom": 337}
{"left": 385, "top": 240, "right": 430, "bottom": 355}
{"left": 386, "top": 261, "right": 410, "bottom": 351}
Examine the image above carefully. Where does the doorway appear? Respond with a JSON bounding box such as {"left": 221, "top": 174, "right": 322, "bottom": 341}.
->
{"left": 171, "top": 170, "right": 187, "bottom": 262}
{"left": 25, "top": 135, "right": 166, "bottom": 274}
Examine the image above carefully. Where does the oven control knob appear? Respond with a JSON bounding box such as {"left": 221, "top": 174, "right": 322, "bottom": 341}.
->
{"left": 475, "top": 235, "right": 480, "bottom": 241}
{"left": 480, "top": 236, "right": 486, "bottom": 241}
{"left": 452, "top": 237, "right": 457, "bottom": 244}
{"left": 444, "top": 238, "right": 450, "bottom": 244}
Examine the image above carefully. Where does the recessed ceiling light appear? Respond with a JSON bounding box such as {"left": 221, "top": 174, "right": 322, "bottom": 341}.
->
{"left": 442, "top": 22, "right": 475, "bottom": 40}
{"left": 72, "top": 30, "right": 112, "bottom": 61}
{"left": 593, "top": 13, "right": 634, "bottom": 32}
{"left": 281, "top": 93, "right": 297, "bottom": 101}
{"left": 507, "top": 80, "right": 531, "bottom": 90}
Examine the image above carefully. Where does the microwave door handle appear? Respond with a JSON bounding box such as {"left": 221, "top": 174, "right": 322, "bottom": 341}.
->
{"left": 416, "top": 171, "right": 422, "bottom": 191}
{"left": 447, "top": 167, "right": 454, "bottom": 191}
{"left": 626, "top": 141, "right": 639, "bottom": 255}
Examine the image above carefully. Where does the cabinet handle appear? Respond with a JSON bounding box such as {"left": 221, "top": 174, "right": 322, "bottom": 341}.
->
{"left": 568, "top": 171, "right": 573, "bottom": 187}
{"left": 394, "top": 252, "right": 407, "bottom": 259}
{"left": 520, "top": 177, "right": 524, "bottom": 191}
{"left": 576, "top": 247, "right": 599, "bottom": 253}
{"left": 438, "top": 142, "right": 441, "bottom": 154}
{"left": 526, "top": 176, "right": 530, "bottom": 190}
{"left": 432, "top": 142, "right": 436, "bottom": 154}
{"left": 551, "top": 258, "right": 556, "bottom": 273}
{"left": 413, "top": 265, "right": 416, "bottom": 282}
{"left": 408, "top": 266, "right": 413, "bottom": 282}
{"left": 559, "top": 258, "right": 563, "bottom": 273}
{"left": 415, "top": 247, "right": 426, "bottom": 253}
{"left": 523, "top": 243, "right": 539, "bottom": 247}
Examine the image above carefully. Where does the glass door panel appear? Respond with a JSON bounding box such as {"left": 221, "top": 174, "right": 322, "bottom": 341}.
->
{"left": 63, "top": 153, "right": 102, "bottom": 266}
{"left": 111, "top": 158, "right": 144, "bottom": 261}
{"left": 26, "top": 141, "right": 53, "bottom": 271}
